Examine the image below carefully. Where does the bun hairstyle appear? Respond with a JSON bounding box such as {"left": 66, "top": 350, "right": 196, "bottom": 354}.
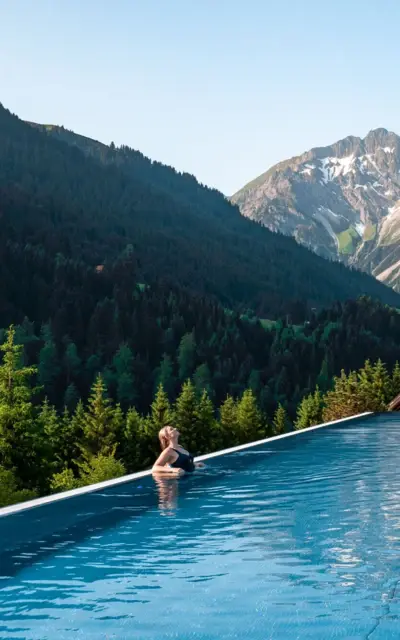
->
{"left": 159, "top": 426, "right": 172, "bottom": 450}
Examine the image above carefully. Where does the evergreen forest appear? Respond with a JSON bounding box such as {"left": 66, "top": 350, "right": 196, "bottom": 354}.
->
{"left": 1, "top": 102, "right": 400, "bottom": 507}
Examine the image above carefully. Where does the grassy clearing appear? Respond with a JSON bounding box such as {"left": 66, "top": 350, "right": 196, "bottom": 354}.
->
{"left": 363, "top": 223, "right": 377, "bottom": 242}
{"left": 337, "top": 227, "right": 359, "bottom": 254}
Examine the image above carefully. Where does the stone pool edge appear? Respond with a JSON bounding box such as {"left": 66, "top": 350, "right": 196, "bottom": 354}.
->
{"left": 0, "top": 411, "right": 373, "bottom": 518}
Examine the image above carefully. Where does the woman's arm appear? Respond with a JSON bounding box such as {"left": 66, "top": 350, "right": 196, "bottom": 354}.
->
{"left": 152, "top": 448, "right": 184, "bottom": 475}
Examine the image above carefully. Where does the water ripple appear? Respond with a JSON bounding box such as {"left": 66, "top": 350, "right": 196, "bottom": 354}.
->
{"left": 0, "top": 415, "right": 400, "bottom": 638}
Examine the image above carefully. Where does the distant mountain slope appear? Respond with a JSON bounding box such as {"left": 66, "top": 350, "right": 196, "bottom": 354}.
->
{"left": 232, "top": 129, "right": 400, "bottom": 292}
{"left": 0, "top": 103, "right": 399, "bottom": 319}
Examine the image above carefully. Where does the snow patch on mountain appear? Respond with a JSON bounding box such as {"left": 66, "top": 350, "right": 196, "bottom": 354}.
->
{"left": 319, "top": 154, "right": 355, "bottom": 183}
{"left": 232, "top": 128, "right": 400, "bottom": 292}
{"left": 355, "top": 222, "right": 366, "bottom": 237}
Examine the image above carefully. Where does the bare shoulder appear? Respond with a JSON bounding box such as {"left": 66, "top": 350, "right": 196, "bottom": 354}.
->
{"left": 159, "top": 446, "right": 176, "bottom": 462}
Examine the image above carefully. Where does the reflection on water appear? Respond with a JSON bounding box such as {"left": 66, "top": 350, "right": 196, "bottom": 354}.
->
{"left": 0, "top": 415, "right": 400, "bottom": 639}
{"left": 153, "top": 474, "right": 179, "bottom": 516}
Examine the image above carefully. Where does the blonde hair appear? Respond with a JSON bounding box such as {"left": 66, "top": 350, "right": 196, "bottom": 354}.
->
{"left": 159, "top": 426, "right": 173, "bottom": 450}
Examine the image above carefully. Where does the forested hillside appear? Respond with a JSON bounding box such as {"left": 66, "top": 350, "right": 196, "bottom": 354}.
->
{"left": 1, "top": 103, "right": 399, "bottom": 321}
{"left": 1, "top": 318, "right": 399, "bottom": 508}
{"left": 2, "top": 236, "right": 400, "bottom": 420}
{"left": 1, "top": 102, "right": 400, "bottom": 508}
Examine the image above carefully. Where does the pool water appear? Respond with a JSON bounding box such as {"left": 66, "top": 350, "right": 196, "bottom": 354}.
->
{"left": 0, "top": 414, "right": 400, "bottom": 639}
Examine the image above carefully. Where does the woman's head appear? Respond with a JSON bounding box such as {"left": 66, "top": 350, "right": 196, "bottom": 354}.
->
{"left": 159, "top": 425, "right": 179, "bottom": 450}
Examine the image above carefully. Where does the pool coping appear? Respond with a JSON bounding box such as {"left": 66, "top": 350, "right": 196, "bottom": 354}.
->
{"left": 0, "top": 411, "right": 373, "bottom": 518}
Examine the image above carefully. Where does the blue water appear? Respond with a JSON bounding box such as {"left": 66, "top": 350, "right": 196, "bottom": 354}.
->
{"left": 0, "top": 414, "right": 400, "bottom": 639}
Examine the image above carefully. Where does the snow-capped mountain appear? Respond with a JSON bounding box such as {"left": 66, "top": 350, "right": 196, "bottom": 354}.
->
{"left": 231, "top": 128, "right": 400, "bottom": 292}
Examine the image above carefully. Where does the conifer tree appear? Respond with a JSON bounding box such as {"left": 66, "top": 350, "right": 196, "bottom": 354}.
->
{"left": 133, "top": 415, "right": 159, "bottom": 469}
{"left": 36, "top": 398, "right": 61, "bottom": 480}
{"left": 58, "top": 405, "right": 81, "bottom": 469}
{"left": 151, "top": 384, "right": 174, "bottom": 432}
{"left": 0, "top": 326, "right": 38, "bottom": 486}
{"left": 80, "top": 375, "right": 118, "bottom": 458}
{"left": 78, "top": 453, "right": 126, "bottom": 486}
{"left": 370, "top": 360, "right": 391, "bottom": 410}
{"left": 195, "top": 389, "right": 216, "bottom": 453}
{"left": 64, "top": 342, "right": 81, "bottom": 384}
{"left": 391, "top": 361, "right": 400, "bottom": 398}
{"left": 178, "top": 332, "right": 196, "bottom": 381}
{"left": 273, "top": 403, "right": 289, "bottom": 435}
{"left": 322, "top": 371, "right": 363, "bottom": 422}
{"left": 64, "top": 382, "right": 80, "bottom": 413}
{"left": 174, "top": 380, "right": 198, "bottom": 452}
{"left": 317, "top": 357, "right": 330, "bottom": 392}
{"left": 0, "top": 466, "right": 37, "bottom": 507}
{"left": 295, "top": 387, "right": 324, "bottom": 430}
{"left": 193, "top": 363, "right": 212, "bottom": 398}
{"left": 123, "top": 407, "right": 144, "bottom": 471}
{"left": 236, "top": 389, "right": 263, "bottom": 443}
{"left": 38, "top": 324, "right": 60, "bottom": 400}
{"left": 219, "top": 394, "right": 239, "bottom": 448}
{"left": 154, "top": 353, "right": 175, "bottom": 399}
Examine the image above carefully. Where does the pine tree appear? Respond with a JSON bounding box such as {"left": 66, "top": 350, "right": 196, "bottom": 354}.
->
{"left": 370, "top": 360, "right": 391, "bottom": 411}
{"left": 0, "top": 326, "right": 39, "bottom": 487}
{"left": 123, "top": 407, "right": 144, "bottom": 471}
{"left": 322, "top": 371, "right": 363, "bottom": 422}
{"left": 357, "top": 359, "right": 374, "bottom": 409}
{"left": 64, "top": 342, "right": 81, "bottom": 384}
{"left": 38, "top": 397, "right": 61, "bottom": 470}
{"left": 247, "top": 369, "right": 261, "bottom": 396}
{"left": 316, "top": 356, "right": 330, "bottom": 392}
{"left": 69, "top": 400, "right": 86, "bottom": 451}
{"left": 391, "top": 361, "right": 400, "bottom": 398}
{"left": 85, "top": 353, "right": 102, "bottom": 386}
{"left": 133, "top": 415, "right": 159, "bottom": 469}
{"left": 78, "top": 453, "right": 126, "bottom": 486}
{"left": 151, "top": 384, "right": 174, "bottom": 432}
{"left": 193, "top": 363, "right": 212, "bottom": 398}
{"left": 219, "top": 394, "right": 239, "bottom": 448}
{"left": 295, "top": 387, "right": 324, "bottom": 430}
{"left": 50, "top": 467, "right": 78, "bottom": 493}
{"left": 174, "top": 380, "right": 198, "bottom": 452}
{"left": 236, "top": 389, "right": 263, "bottom": 443}
{"left": 195, "top": 389, "right": 216, "bottom": 453}
{"left": 272, "top": 403, "right": 289, "bottom": 435}
{"left": 38, "top": 324, "right": 60, "bottom": 400}
{"left": 80, "top": 375, "right": 118, "bottom": 458}
{"left": 64, "top": 382, "right": 80, "bottom": 413}
{"left": 178, "top": 332, "right": 196, "bottom": 381}
{"left": 0, "top": 466, "right": 37, "bottom": 507}
{"left": 58, "top": 405, "right": 81, "bottom": 469}
{"left": 154, "top": 353, "right": 175, "bottom": 399}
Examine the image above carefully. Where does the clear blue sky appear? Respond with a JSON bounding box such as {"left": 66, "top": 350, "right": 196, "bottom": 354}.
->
{"left": 1, "top": 0, "right": 400, "bottom": 194}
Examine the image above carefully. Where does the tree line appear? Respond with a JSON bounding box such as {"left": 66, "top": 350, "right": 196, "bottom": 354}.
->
{"left": 1, "top": 325, "right": 398, "bottom": 508}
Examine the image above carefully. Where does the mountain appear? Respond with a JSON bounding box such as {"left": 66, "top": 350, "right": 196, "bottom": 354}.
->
{"left": 232, "top": 129, "right": 400, "bottom": 292}
{"left": 0, "top": 103, "right": 399, "bottom": 323}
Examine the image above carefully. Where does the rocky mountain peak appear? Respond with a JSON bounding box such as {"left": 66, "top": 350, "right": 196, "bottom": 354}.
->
{"left": 232, "top": 129, "right": 400, "bottom": 292}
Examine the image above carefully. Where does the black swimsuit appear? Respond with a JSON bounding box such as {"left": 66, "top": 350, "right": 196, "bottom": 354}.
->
{"left": 170, "top": 448, "right": 195, "bottom": 473}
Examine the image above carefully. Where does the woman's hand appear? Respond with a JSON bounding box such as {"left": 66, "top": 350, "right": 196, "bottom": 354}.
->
{"left": 152, "top": 465, "right": 185, "bottom": 477}
{"left": 170, "top": 467, "right": 185, "bottom": 476}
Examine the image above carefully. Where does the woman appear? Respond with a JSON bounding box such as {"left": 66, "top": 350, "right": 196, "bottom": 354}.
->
{"left": 152, "top": 425, "right": 204, "bottom": 475}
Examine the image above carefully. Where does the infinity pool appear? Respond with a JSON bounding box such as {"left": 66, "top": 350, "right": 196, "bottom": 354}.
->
{"left": 0, "top": 414, "right": 399, "bottom": 639}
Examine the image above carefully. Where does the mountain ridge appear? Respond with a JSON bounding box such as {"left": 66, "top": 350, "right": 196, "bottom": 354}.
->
{"left": 232, "top": 128, "right": 400, "bottom": 291}
{"left": 0, "top": 103, "right": 399, "bottom": 319}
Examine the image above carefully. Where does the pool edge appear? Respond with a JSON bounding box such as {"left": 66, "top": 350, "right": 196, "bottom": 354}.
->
{"left": 0, "top": 411, "right": 374, "bottom": 518}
